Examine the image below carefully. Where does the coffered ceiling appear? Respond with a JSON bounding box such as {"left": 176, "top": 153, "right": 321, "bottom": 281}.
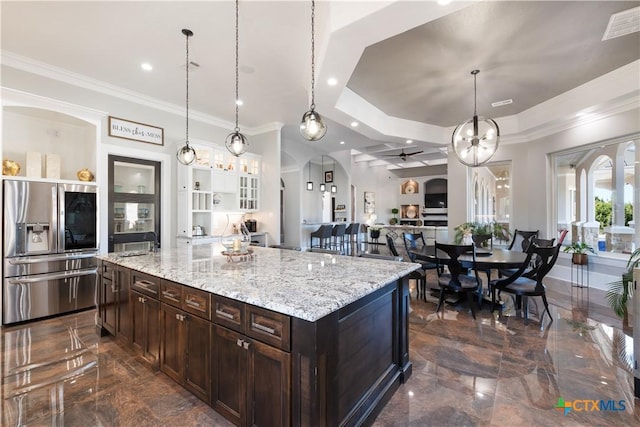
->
{"left": 2, "top": 1, "right": 639, "bottom": 171}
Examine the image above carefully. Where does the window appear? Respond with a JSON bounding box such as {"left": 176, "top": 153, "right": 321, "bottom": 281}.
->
{"left": 552, "top": 136, "right": 637, "bottom": 256}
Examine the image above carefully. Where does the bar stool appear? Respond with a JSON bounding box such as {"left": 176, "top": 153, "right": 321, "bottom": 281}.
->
{"left": 331, "top": 223, "right": 347, "bottom": 253}
{"left": 344, "top": 222, "right": 360, "bottom": 255}
{"left": 310, "top": 225, "right": 333, "bottom": 249}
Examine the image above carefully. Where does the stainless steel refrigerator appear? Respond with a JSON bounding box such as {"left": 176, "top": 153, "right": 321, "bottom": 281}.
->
{"left": 2, "top": 179, "right": 99, "bottom": 324}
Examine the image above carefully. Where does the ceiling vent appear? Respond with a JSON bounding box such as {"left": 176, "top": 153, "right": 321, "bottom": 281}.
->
{"left": 602, "top": 6, "right": 640, "bottom": 41}
{"left": 491, "top": 99, "right": 513, "bottom": 107}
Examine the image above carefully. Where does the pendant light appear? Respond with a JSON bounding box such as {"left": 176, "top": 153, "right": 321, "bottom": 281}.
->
{"left": 225, "top": 0, "right": 249, "bottom": 157}
{"left": 176, "top": 29, "right": 197, "bottom": 165}
{"left": 319, "top": 155, "right": 326, "bottom": 192}
{"left": 451, "top": 70, "right": 500, "bottom": 167}
{"left": 306, "top": 161, "right": 314, "bottom": 191}
{"left": 330, "top": 159, "right": 337, "bottom": 193}
{"left": 299, "top": 0, "right": 327, "bottom": 141}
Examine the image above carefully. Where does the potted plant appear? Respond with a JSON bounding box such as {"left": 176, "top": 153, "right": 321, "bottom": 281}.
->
{"left": 563, "top": 241, "right": 595, "bottom": 265}
{"left": 389, "top": 208, "right": 399, "bottom": 225}
{"left": 454, "top": 222, "right": 511, "bottom": 245}
{"left": 606, "top": 247, "right": 638, "bottom": 322}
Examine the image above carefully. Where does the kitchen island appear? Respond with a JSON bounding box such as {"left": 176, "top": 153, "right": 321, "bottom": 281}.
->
{"left": 97, "top": 244, "right": 418, "bottom": 426}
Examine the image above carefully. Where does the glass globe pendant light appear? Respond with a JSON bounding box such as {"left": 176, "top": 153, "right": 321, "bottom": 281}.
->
{"left": 225, "top": 0, "right": 249, "bottom": 157}
{"left": 176, "top": 29, "right": 197, "bottom": 165}
{"left": 300, "top": 0, "right": 327, "bottom": 141}
{"left": 451, "top": 70, "right": 500, "bottom": 167}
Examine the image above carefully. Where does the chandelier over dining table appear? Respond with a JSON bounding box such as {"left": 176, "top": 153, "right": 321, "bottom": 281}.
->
{"left": 451, "top": 70, "right": 500, "bottom": 167}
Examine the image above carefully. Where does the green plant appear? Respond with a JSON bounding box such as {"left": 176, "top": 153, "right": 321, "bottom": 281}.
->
{"left": 562, "top": 242, "right": 595, "bottom": 255}
{"left": 606, "top": 248, "right": 639, "bottom": 318}
{"left": 389, "top": 208, "right": 399, "bottom": 225}
{"left": 453, "top": 222, "right": 511, "bottom": 244}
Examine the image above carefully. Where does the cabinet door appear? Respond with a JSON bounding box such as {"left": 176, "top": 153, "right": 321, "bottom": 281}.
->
{"left": 248, "top": 339, "right": 291, "bottom": 427}
{"left": 160, "top": 303, "right": 184, "bottom": 384}
{"left": 143, "top": 297, "right": 160, "bottom": 366}
{"left": 101, "top": 276, "right": 117, "bottom": 336}
{"left": 212, "top": 325, "right": 247, "bottom": 426}
{"left": 131, "top": 290, "right": 145, "bottom": 353}
{"left": 116, "top": 267, "right": 131, "bottom": 340}
{"left": 185, "top": 315, "right": 211, "bottom": 402}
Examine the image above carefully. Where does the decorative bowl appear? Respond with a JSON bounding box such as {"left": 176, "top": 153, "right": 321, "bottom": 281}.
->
{"left": 2, "top": 159, "right": 21, "bottom": 176}
{"left": 77, "top": 168, "right": 94, "bottom": 181}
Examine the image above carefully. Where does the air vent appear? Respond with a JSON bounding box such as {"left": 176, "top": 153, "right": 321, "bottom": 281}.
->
{"left": 602, "top": 6, "right": 640, "bottom": 41}
{"left": 491, "top": 99, "right": 513, "bottom": 107}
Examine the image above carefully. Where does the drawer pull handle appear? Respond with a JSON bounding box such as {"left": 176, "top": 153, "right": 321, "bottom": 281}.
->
{"left": 215, "top": 309, "right": 235, "bottom": 320}
{"left": 243, "top": 341, "right": 250, "bottom": 350}
{"left": 162, "top": 290, "right": 180, "bottom": 300}
{"left": 135, "top": 280, "right": 157, "bottom": 294}
{"left": 111, "top": 284, "right": 118, "bottom": 293}
{"left": 185, "top": 298, "right": 201, "bottom": 308}
{"left": 236, "top": 338, "right": 244, "bottom": 347}
{"left": 252, "top": 322, "right": 276, "bottom": 335}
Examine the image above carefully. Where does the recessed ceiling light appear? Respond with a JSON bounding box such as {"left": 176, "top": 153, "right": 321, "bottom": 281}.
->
{"left": 236, "top": 99, "right": 243, "bottom": 106}
{"left": 406, "top": 139, "right": 413, "bottom": 144}
{"left": 340, "top": 141, "right": 345, "bottom": 145}
{"left": 327, "top": 77, "right": 338, "bottom": 86}
{"left": 350, "top": 121, "right": 359, "bottom": 127}
{"left": 141, "top": 63, "right": 153, "bottom": 71}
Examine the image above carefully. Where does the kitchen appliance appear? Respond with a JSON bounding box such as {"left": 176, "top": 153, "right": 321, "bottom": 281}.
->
{"left": 244, "top": 219, "right": 257, "bottom": 233}
{"left": 2, "top": 179, "right": 99, "bottom": 324}
{"left": 192, "top": 225, "right": 205, "bottom": 236}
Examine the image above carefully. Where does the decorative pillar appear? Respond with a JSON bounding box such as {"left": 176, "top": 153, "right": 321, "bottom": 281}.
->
{"left": 634, "top": 140, "right": 639, "bottom": 399}
{"left": 612, "top": 149, "right": 625, "bottom": 226}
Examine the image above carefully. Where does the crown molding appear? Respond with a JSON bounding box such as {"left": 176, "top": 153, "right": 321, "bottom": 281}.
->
{"left": 1, "top": 51, "right": 281, "bottom": 135}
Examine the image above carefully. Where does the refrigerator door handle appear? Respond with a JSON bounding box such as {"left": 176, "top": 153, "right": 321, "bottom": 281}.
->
{"left": 7, "top": 252, "right": 96, "bottom": 265}
{"left": 7, "top": 268, "right": 97, "bottom": 284}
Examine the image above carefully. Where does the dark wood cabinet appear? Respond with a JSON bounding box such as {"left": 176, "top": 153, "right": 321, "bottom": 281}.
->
{"left": 160, "top": 302, "right": 211, "bottom": 403}
{"left": 131, "top": 289, "right": 160, "bottom": 367}
{"left": 212, "top": 324, "right": 291, "bottom": 427}
{"left": 99, "top": 261, "right": 130, "bottom": 341}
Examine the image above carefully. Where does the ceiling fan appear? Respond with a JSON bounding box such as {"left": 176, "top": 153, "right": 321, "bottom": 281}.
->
{"left": 383, "top": 148, "right": 424, "bottom": 161}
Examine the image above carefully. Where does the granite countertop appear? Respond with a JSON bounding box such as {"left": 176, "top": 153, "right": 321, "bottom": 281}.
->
{"left": 98, "top": 245, "right": 420, "bottom": 322}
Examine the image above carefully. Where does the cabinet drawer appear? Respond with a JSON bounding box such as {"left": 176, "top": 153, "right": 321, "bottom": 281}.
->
{"left": 246, "top": 306, "right": 290, "bottom": 351}
{"left": 131, "top": 271, "right": 160, "bottom": 299}
{"left": 101, "top": 261, "right": 115, "bottom": 280}
{"left": 160, "top": 280, "right": 183, "bottom": 307}
{"left": 212, "top": 296, "right": 244, "bottom": 333}
{"left": 182, "top": 287, "right": 210, "bottom": 320}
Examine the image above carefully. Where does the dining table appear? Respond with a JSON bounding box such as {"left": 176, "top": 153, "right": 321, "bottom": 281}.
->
{"left": 408, "top": 246, "right": 529, "bottom": 306}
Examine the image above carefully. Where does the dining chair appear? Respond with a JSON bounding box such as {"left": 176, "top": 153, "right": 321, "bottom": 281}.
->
{"left": 434, "top": 242, "right": 482, "bottom": 319}
{"left": 507, "top": 229, "right": 539, "bottom": 252}
{"left": 499, "top": 236, "right": 554, "bottom": 278}
{"left": 557, "top": 229, "right": 569, "bottom": 246}
{"left": 489, "top": 244, "right": 560, "bottom": 325}
{"left": 310, "top": 224, "right": 333, "bottom": 249}
{"left": 387, "top": 234, "right": 426, "bottom": 301}
{"left": 403, "top": 232, "right": 441, "bottom": 298}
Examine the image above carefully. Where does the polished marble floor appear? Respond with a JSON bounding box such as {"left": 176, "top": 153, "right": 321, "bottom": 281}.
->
{"left": 1, "top": 272, "right": 638, "bottom": 426}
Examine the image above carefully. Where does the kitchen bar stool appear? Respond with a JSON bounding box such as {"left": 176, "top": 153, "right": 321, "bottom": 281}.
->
{"left": 344, "top": 222, "right": 360, "bottom": 255}
{"left": 331, "top": 223, "right": 347, "bottom": 253}
{"left": 310, "top": 225, "right": 333, "bottom": 249}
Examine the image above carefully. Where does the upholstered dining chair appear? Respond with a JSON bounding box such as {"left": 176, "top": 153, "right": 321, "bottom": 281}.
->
{"left": 330, "top": 223, "right": 347, "bottom": 253}
{"left": 387, "top": 234, "right": 426, "bottom": 301}
{"left": 489, "top": 244, "right": 560, "bottom": 325}
{"left": 434, "top": 243, "right": 482, "bottom": 319}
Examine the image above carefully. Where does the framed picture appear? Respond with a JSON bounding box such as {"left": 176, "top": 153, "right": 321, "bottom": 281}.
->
{"left": 364, "top": 191, "right": 375, "bottom": 214}
{"left": 324, "top": 170, "right": 334, "bottom": 183}
{"left": 108, "top": 116, "right": 164, "bottom": 146}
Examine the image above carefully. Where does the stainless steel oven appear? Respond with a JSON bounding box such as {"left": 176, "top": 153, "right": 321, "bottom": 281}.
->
{"left": 2, "top": 180, "right": 99, "bottom": 324}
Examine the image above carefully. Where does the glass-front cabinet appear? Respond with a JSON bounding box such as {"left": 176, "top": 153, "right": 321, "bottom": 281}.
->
{"left": 108, "top": 155, "right": 161, "bottom": 252}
